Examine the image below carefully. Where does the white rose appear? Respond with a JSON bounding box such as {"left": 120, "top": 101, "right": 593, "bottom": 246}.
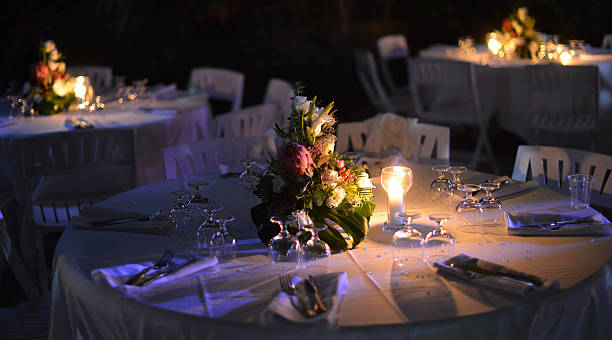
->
{"left": 52, "top": 79, "right": 69, "bottom": 97}
{"left": 326, "top": 187, "right": 346, "bottom": 208}
{"left": 357, "top": 173, "right": 375, "bottom": 189}
{"left": 293, "top": 210, "right": 313, "bottom": 229}
{"left": 294, "top": 96, "right": 310, "bottom": 112}
{"left": 271, "top": 174, "right": 284, "bottom": 193}
{"left": 517, "top": 7, "right": 528, "bottom": 21}
{"left": 49, "top": 49, "right": 59, "bottom": 61}
{"left": 311, "top": 112, "right": 334, "bottom": 136}
{"left": 44, "top": 40, "right": 56, "bottom": 53}
{"left": 321, "top": 169, "right": 340, "bottom": 187}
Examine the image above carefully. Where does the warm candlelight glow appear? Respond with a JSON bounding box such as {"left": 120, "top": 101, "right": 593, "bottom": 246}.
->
{"left": 381, "top": 166, "right": 413, "bottom": 230}
{"left": 560, "top": 51, "right": 572, "bottom": 65}
{"left": 487, "top": 33, "right": 501, "bottom": 56}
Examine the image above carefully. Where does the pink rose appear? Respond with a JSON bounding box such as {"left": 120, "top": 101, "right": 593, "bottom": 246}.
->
{"left": 281, "top": 142, "right": 314, "bottom": 177}
{"left": 33, "top": 62, "right": 50, "bottom": 84}
{"left": 336, "top": 159, "right": 345, "bottom": 169}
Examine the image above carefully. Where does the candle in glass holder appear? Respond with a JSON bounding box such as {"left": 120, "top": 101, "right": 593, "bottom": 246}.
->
{"left": 381, "top": 166, "right": 413, "bottom": 231}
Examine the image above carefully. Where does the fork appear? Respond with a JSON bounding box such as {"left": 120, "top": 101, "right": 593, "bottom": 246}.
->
{"left": 125, "top": 248, "right": 175, "bottom": 285}
{"left": 279, "top": 274, "right": 316, "bottom": 317}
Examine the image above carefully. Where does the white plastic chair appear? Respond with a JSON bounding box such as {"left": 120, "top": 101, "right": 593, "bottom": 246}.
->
{"left": 353, "top": 48, "right": 413, "bottom": 116}
{"left": 412, "top": 122, "right": 450, "bottom": 161}
{"left": 263, "top": 78, "right": 293, "bottom": 127}
{"left": 67, "top": 65, "right": 113, "bottom": 90}
{"left": 336, "top": 121, "right": 372, "bottom": 154}
{"left": 162, "top": 136, "right": 277, "bottom": 179}
{"left": 512, "top": 145, "right": 612, "bottom": 208}
{"left": 213, "top": 103, "right": 278, "bottom": 138}
{"left": 376, "top": 34, "right": 411, "bottom": 95}
{"left": 188, "top": 68, "right": 244, "bottom": 113}
{"left": 523, "top": 65, "right": 599, "bottom": 149}
{"left": 409, "top": 57, "right": 497, "bottom": 171}
{"left": 602, "top": 34, "right": 612, "bottom": 49}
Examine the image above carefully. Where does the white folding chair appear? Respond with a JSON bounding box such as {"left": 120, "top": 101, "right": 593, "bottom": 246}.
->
{"left": 523, "top": 65, "right": 599, "bottom": 150}
{"left": 336, "top": 120, "right": 372, "bottom": 154}
{"left": 602, "top": 34, "right": 612, "bottom": 49}
{"left": 263, "top": 78, "right": 293, "bottom": 127}
{"left": 188, "top": 67, "right": 244, "bottom": 113}
{"left": 512, "top": 145, "right": 612, "bottom": 208}
{"left": 67, "top": 65, "right": 113, "bottom": 90}
{"left": 409, "top": 58, "right": 497, "bottom": 171}
{"left": 413, "top": 122, "right": 450, "bottom": 161}
{"left": 353, "top": 48, "right": 413, "bottom": 116}
{"left": 213, "top": 103, "right": 278, "bottom": 138}
{"left": 1, "top": 218, "right": 42, "bottom": 302}
{"left": 376, "top": 34, "right": 411, "bottom": 95}
{"left": 162, "top": 136, "right": 277, "bottom": 179}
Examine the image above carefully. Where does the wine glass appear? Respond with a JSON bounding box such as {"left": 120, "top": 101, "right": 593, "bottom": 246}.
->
{"left": 478, "top": 182, "right": 504, "bottom": 225}
{"left": 302, "top": 223, "right": 330, "bottom": 261}
{"left": 381, "top": 166, "right": 413, "bottom": 231}
{"left": 210, "top": 215, "right": 237, "bottom": 260}
{"left": 194, "top": 202, "right": 223, "bottom": 249}
{"left": 238, "top": 160, "right": 259, "bottom": 192}
{"left": 456, "top": 184, "right": 481, "bottom": 224}
{"left": 425, "top": 214, "right": 454, "bottom": 245}
{"left": 430, "top": 166, "right": 452, "bottom": 203}
{"left": 448, "top": 165, "right": 468, "bottom": 190}
{"left": 392, "top": 212, "right": 423, "bottom": 266}
{"left": 187, "top": 180, "right": 212, "bottom": 226}
{"left": 268, "top": 215, "right": 301, "bottom": 265}
{"left": 169, "top": 190, "right": 191, "bottom": 231}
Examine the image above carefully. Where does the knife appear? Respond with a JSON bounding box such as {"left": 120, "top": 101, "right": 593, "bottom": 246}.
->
{"left": 448, "top": 262, "right": 543, "bottom": 287}
{"left": 305, "top": 275, "right": 327, "bottom": 313}
{"left": 520, "top": 216, "right": 598, "bottom": 230}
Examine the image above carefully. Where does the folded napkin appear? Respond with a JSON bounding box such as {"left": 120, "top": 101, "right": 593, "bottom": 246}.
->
{"left": 435, "top": 254, "right": 559, "bottom": 296}
{"left": 72, "top": 206, "right": 169, "bottom": 235}
{"left": 65, "top": 117, "right": 94, "bottom": 129}
{"left": 260, "top": 272, "right": 348, "bottom": 327}
{"left": 473, "top": 176, "right": 540, "bottom": 200}
{"left": 506, "top": 207, "right": 612, "bottom": 236}
{"left": 92, "top": 254, "right": 218, "bottom": 295}
{"left": 358, "top": 153, "right": 411, "bottom": 178}
{"left": 0, "top": 118, "right": 17, "bottom": 128}
{"left": 363, "top": 113, "right": 418, "bottom": 160}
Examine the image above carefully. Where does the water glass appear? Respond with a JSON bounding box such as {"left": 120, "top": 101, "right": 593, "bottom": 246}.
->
{"left": 478, "top": 182, "right": 504, "bottom": 224}
{"left": 210, "top": 215, "right": 237, "bottom": 260}
{"left": 456, "top": 184, "right": 481, "bottom": 224}
{"left": 568, "top": 174, "right": 593, "bottom": 209}
{"left": 268, "top": 215, "right": 301, "bottom": 265}
{"left": 392, "top": 212, "right": 423, "bottom": 266}
{"left": 169, "top": 190, "right": 191, "bottom": 226}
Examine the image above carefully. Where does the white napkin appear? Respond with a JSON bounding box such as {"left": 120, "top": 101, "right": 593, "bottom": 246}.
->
{"left": 473, "top": 176, "right": 540, "bottom": 200}
{"left": 506, "top": 207, "right": 612, "bottom": 236}
{"left": 358, "top": 153, "right": 411, "bottom": 178}
{"left": 435, "top": 254, "right": 559, "bottom": 297}
{"left": 363, "top": 113, "right": 418, "bottom": 160}
{"left": 260, "top": 272, "right": 347, "bottom": 327}
{"left": 71, "top": 206, "right": 169, "bottom": 235}
{"left": 91, "top": 254, "right": 218, "bottom": 296}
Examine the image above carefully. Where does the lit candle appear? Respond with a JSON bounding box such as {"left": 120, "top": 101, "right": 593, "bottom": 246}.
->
{"left": 381, "top": 166, "right": 413, "bottom": 231}
{"left": 560, "top": 51, "right": 572, "bottom": 65}
{"left": 488, "top": 37, "right": 501, "bottom": 56}
{"left": 74, "top": 76, "right": 87, "bottom": 109}
{"left": 387, "top": 179, "right": 404, "bottom": 226}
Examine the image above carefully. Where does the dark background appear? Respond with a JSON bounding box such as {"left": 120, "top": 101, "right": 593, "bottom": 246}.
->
{"left": 3, "top": 0, "right": 611, "bottom": 122}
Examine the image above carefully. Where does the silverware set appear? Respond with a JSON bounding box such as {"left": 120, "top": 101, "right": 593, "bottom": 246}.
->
{"left": 126, "top": 248, "right": 175, "bottom": 286}
{"left": 90, "top": 209, "right": 164, "bottom": 227}
{"left": 279, "top": 274, "right": 327, "bottom": 317}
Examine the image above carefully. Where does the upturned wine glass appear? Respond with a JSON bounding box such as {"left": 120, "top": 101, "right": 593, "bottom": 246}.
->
{"left": 425, "top": 214, "right": 454, "bottom": 245}
{"left": 448, "top": 165, "right": 468, "bottom": 190}
{"left": 478, "top": 182, "right": 504, "bottom": 224}
{"left": 430, "top": 166, "right": 452, "bottom": 203}
{"left": 210, "top": 215, "right": 237, "bottom": 260}
{"left": 268, "top": 215, "right": 301, "bottom": 265}
{"left": 302, "top": 223, "right": 330, "bottom": 261}
{"left": 392, "top": 212, "right": 423, "bottom": 266}
{"left": 169, "top": 190, "right": 191, "bottom": 231}
{"left": 456, "top": 183, "right": 481, "bottom": 224}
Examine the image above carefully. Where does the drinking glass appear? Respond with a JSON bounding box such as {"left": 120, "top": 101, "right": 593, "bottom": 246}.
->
{"left": 268, "top": 215, "right": 301, "bottom": 265}
{"left": 392, "top": 212, "right": 423, "bottom": 266}
{"left": 478, "top": 182, "right": 504, "bottom": 224}
{"left": 456, "top": 183, "right": 481, "bottom": 224}
{"left": 238, "top": 160, "right": 259, "bottom": 192}
{"left": 302, "top": 223, "right": 330, "bottom": 261}
{"left": 430, "top": 166, "right": 452, "bottom": 203}
{"left": 169, "top": 190, "right": 191, "bottom": 231}
{"left": 194, "top": 202, "right": 223, "bottom": 249}
{"left": 381, "top": 166, "right": 413, "bottom": 231}
{"left": 425, "top": 214, "right": 454, "bottom": 245}
{"left": 210, "top": 215, "right": 237, "bottom": 260}
{"left": 568, "top": 174, "right": 593, "bottom": 209}
{"left": 448, "top": 165, "right": 468, "bottom": 190}
{"left": 187, "top": 180, "right": 212, "bottom": 227}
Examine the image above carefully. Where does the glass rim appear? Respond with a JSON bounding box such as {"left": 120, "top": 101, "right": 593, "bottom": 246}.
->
{"left": 381, "top": 166, "right": 412, "bottom": 174}
{"left": 567, "top": 174, "right": 593, "bottom": 181}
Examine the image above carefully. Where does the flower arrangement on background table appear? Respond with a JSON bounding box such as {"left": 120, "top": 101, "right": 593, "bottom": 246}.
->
{"left": 251, "top": 85, "right": 375, "bottom": 252}
{"left": 25, "top": 40, "right": 77, "bottom": 115}
{"left": 487, "top": 7, "right": 541, "bottom": 60}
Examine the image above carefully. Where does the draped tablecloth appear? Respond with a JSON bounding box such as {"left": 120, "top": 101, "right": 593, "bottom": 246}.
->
{"left": 419, "top": 44, "right": 612, "bottom": 145}
{"left": 50, "top": 162, "right": 612, "bottom": 339}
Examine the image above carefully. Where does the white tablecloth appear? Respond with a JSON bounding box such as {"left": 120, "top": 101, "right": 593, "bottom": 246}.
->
{"left": 50, "top": 162, "right": 612, "bottom": 339}
{"left": 419, "top": 44, "right": 612, "bottom": 145}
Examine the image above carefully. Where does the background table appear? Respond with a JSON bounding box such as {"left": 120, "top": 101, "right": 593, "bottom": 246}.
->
{"left": 50, "top": 162, "right": 612, "bottom": 339}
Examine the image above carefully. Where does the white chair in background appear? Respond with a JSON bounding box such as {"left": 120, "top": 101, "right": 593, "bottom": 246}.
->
{"left": 353, "top": 48, "right": 413, "bottom": 116}
{"left": 188, "top": 68, "right": 244, "bottom": 113}
{"left": 336, "top": 120, "right": 372, "bottom": 154}
{"left": 412, "top": 122, "right": 450, "bottom": 161}
{"left": 213, "top": 103, "right": 278, "bottom": 138}
{"left": 162, "top": 136, "right": 277, "bottom": 179}
{"left": 523, "top": 65, "right": 599, "bottom": 150}
{"left": 602, "top": 34, "right": 612, "bottom": 49}
{"left": 512, "top": 145, "right": 612, "bottom": 208}
{"left": 409, "top": 57, "right": 497, "bottom": 172}
{"left": 376, "top": 34, "right": 411, "bottom": 95}
{"left": 67, "top": 65, "right": 113, "bottom": 90}
{"left": 263, "top": 78, "right": 293, "bottom": 127}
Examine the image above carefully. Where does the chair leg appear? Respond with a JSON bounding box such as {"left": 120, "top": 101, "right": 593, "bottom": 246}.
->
{"left": 34, "top": 230, "right": 50, "bottom": 301}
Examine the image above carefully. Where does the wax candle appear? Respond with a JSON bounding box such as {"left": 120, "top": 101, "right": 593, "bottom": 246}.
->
{"left": 387, "top": 183, "right": 404, "bottom": 226}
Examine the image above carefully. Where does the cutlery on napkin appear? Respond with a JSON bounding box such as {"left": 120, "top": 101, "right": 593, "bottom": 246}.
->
{"left": 71, "top": 206, "right": 169, "bottom": 235}
{"left": 65, "top": 117, "right": 94, "bottom": 129}
{"left": 91, "top": 254, "right": 218, "bottom": 295}
{"left": 260, "top": 272, "right": 347, "bottom": 327}
{"left": 0, "top": 118, "right": 17, "bottom": 128}
{"left": 434, "top": 254, "right": 559, "bottom": 296}
{"left": 506, "top": 208, "right": 612, "bottom": 236}
{"left": 473, "top": 176, "right": 540, "bottom": 200}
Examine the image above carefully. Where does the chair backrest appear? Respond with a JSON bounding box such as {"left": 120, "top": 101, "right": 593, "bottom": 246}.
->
{"left": 213, "top": 103, "right": 278, "bottom": 138}
{"left": 336, "top": 121, "right": 372, "bottom": 154}
{"left": 188, "top": 67, "right": 244, "bottom": 112}
{"left": 353, "top": 48, "right": 393, "bottom": 113}
{"left": 67, "top": 65, "right": 113, "bottom": 89}
{"left": 376, "top": 34, "right": 410, "bottom": 95}
{"left": 512, "top": 145, "right": 612, "bottom": 208}
{"left": 602, "top": 34, "right": 612, "bottom": 49}
{"left": 412, "top": 122, "right": 450, "bottom": 160}
{"left": 263, "top": 78, "right": 293, "bottom": 127}
{"left": 162, "top": 136, "right": 277, "bottom": 179}
{"left": 409, "top": 58, "right": 482, "bottom": 120}
{"left": 523, "top": 65, "right": 599, "bottom": 119}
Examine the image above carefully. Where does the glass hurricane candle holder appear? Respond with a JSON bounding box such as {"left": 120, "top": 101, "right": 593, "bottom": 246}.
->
{"left": 380, "top": 166, "right": 413, "bottom": 231}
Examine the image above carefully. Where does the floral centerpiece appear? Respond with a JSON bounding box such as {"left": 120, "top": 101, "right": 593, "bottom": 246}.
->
{"left": 251, "top": 85, "right": 375, "bottom": 252}
{"left": 488, "top": 7, "right": 541, "bottom": 59}
{"left": 26, "top": 40, "right": 76, "bottom": 115}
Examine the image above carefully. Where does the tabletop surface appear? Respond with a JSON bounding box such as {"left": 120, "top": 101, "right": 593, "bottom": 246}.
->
{"left": 54, "top": 162, "right": 612, "bottom": 327}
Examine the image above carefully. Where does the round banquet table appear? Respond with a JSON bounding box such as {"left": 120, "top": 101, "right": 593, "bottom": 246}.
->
{"left": 50, "top": 162, "right": 612, "bottom": 340}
